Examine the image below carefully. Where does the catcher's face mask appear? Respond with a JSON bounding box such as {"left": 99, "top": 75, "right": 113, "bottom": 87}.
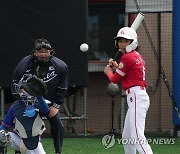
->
{"left": 19, "top": 89, "right": 36, "bottom": 103}
{"left": 17, "top": 75, "right": 37, "bottom": 117}
{"left": 20, "top": 89, "right": 37, "bottom": 118}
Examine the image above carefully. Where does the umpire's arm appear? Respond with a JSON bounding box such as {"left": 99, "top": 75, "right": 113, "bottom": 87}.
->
{"left": 52, "top": 64, "right": 68, "bottom": 109}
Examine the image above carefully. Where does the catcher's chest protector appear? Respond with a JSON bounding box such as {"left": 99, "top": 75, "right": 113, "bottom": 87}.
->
{"left": 13, "top": 101, "right": 46, "bottom": 149}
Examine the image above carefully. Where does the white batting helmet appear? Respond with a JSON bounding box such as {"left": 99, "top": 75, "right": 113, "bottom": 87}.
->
{"left": 114, "top": 27, "right": 138, "bottom": 52}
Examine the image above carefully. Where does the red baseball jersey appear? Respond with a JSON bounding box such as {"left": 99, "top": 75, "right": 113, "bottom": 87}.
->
{"left": 108, "top": 50, "right": 147, "bottom": 90}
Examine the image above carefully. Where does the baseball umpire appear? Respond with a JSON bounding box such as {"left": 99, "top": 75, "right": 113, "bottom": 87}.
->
{"left": 0, "top": 75, "right": 49, "bottom": 154}
{"left": 11, "top": 38, "right": 68, "bottom": 154}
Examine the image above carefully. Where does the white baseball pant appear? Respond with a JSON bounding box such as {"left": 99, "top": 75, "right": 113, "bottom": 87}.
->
{"left": 122, "top": 86, "right": 153, "bottom": 154}
{"left": 7, "top": 132, "right": 46, "bottom": 154}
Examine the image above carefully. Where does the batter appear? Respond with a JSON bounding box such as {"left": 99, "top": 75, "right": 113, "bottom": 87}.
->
{"left": 104, "top": 27, "right": 153, "bottom": 154}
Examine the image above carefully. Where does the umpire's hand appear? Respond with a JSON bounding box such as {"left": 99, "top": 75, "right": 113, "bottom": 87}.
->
{"left": 49, "top": 106, "right": 59, "bottom": 118}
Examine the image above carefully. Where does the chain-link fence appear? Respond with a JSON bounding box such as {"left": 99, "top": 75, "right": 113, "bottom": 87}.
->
{"left": 0, "top": 0, "right": 177, "bottom": 137}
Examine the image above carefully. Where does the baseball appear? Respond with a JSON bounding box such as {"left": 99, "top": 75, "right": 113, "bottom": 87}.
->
{"left": 80, "top": 43, "right": 89, "bottom": 52}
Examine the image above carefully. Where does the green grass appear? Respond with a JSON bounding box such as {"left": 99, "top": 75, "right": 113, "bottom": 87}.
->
{"left": 7, "top": 137, "right": 180, "bottom": 154}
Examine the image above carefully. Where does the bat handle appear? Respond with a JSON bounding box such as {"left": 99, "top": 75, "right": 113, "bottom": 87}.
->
{"left": 113, "top": 50, "right": 121, "bottom": 61}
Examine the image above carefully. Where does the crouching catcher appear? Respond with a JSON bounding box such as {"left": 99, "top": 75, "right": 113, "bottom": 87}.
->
{"left": 0, "top": 75, "right": 48, "bottom": 154}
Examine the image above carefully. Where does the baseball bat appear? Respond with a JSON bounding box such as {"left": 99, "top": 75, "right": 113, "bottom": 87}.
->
{"left": 130, "top": 12, "right": 145, "bottom": 31}
{"left": 113, "top": 50, "right": 122, "bottom": 61}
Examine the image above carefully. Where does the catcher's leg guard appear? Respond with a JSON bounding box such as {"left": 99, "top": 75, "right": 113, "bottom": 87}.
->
{"left": 0, "top": 130, "right": 10, "bottom": 154}
{"left": 0, "top": 147, "right": 7, "bottom": 154}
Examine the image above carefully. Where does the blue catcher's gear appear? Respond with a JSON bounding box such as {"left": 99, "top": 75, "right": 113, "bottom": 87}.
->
{"left": 16, "top": 75, "right": 37, "bottom": 118}
{"left": 15, "top": 75, "right": 47, "bottom": 118}
{"left": 25, "top": 105, "right": 36, "bottom": 117}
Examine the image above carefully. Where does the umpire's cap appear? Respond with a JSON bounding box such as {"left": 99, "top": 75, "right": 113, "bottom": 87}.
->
{"left": 22, "top": 76, "right": 48, "bottom": 97}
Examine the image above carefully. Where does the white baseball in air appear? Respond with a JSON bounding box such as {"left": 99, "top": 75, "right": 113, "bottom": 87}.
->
{"left": 80, "top": 43, "right": 89, "bottom": 52}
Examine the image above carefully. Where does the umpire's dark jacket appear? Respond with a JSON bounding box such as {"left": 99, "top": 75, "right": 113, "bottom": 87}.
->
{"left": 11, "top": 55, "right": 68, "bottom": 109}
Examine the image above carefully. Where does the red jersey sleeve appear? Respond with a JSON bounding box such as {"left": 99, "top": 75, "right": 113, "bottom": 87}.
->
{"left": 107, "top": 72, "right": 122, "bottom": 84}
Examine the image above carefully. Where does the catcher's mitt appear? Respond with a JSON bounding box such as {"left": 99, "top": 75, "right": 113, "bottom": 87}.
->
{"left": 21, "top": 76, "right": 48, "bottom": 98}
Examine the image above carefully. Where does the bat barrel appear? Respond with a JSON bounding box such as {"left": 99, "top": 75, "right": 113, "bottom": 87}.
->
{"left": 131, "top": 12, "right": 145, "bottom": 31}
